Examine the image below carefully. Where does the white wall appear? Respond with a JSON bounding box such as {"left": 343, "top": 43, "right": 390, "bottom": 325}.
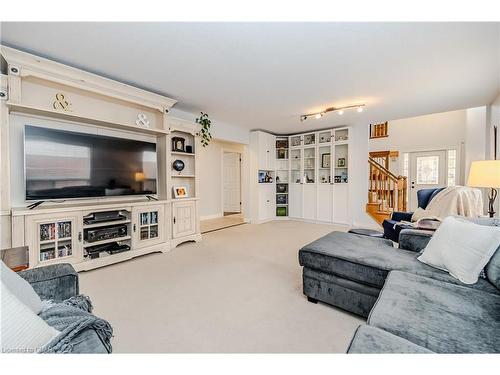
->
{"left": 169, "top": 108, "right": 250, "bottom": 145}
{"left": 197, "top": 138, "right": 249, "bottom": 220}
{"left": 349, "top": 122, "right": 371, "bottom": 228}
{"left": 464, "top": 106, "right": 488, "bottom": 181}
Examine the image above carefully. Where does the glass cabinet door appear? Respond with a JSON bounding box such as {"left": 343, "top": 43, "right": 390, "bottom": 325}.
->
{"left": 139, "top": 211, "right": 159, "bottom": 241}
{"left": 318, "top": 145, "right": 332, "bottom": 184}
{"left": 290, "top": 135, "right": 302, "bottom": 148}
{"left": 133, "top": 205, "right": 164, "bottom": 249}
{"left": 290, "top": 149, "right": 302, "bottom": 184}
{"left": 319, "top": 131, "right": 332, "bottom": 144}
{"left": 303, "top": 147, "right": 316, "bottom": 183}
{"left": 303, "top": 133, "right": 316, "bottom": 146}
{"left": 38, "top": 219, "right": 76, "bottom": 264}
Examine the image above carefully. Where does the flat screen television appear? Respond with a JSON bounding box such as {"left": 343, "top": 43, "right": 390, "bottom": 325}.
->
{"left": 24, "top": 125, "right": 157, "bottom": 200}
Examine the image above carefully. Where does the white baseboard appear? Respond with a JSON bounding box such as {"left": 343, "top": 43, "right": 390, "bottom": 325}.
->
{"left": 200, "top": 213, "right": 224, "bottom": 221}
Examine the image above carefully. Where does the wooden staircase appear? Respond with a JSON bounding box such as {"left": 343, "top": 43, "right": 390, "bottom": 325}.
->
{"left": 366, "top": 151, "right": 408, "bottom": 225}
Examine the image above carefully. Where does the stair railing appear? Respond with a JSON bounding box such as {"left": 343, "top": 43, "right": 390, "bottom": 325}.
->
{"left": 368, "top": 156, "right": 407, "bottom": 214}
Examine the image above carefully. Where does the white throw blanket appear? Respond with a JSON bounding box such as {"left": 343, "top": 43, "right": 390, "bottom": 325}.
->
{"left": 411, "top": 186, "right": 484, "bottom": 222}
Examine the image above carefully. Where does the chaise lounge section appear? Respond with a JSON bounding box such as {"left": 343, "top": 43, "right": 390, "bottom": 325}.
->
{"left": 298, "top": 219, "right": 500, "bottom": 353}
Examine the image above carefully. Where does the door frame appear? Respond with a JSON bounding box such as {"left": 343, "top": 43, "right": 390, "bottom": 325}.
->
{"left": 221, "top": 149, "right": 242, "bottom": 216}
{"left": 402, "top": 146, "right": 461, "bottom": 211}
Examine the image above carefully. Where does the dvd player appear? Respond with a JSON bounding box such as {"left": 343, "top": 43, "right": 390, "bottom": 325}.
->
{"left": 85, "top": 242, "right": 130, "bottom": 259}
{"left": 84, "top": 210, "right": 126, "bottom": 224}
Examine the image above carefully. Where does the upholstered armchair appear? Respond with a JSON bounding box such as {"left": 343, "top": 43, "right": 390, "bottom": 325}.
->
{"left": 382, "top": 187, "right": 445, "bottom": 242}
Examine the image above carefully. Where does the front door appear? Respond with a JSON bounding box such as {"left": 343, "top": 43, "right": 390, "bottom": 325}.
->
{"left": 408, "top": 150, "right": 446, "bottom": 210}
{"left": 223, "top": 152, "right": 241, "bottom": 214}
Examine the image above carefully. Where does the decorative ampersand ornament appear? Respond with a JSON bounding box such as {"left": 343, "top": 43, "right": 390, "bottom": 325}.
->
{"left": 52, "top": 93, "right": 71, "bottom": 111}
{"left": 136, "top": 113, "right": 150, "bottom": 128}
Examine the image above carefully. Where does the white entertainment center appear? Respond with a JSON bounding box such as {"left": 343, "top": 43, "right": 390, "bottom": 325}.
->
{"left": 0, "top": 46, "right": 202, "bottom": 271}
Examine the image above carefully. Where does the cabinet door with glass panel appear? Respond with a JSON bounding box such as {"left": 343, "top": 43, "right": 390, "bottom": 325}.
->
{"left": 303, "top": 146, "right": 316, "bottom": 184}
{"left": 290, "top": 148, "right": 303, "bottom": 184}
{"left": 132, "top": 205, "right": 165, "bottom": 249}
{"left": 26, "top": 212, "right": 83, "bottom": 268}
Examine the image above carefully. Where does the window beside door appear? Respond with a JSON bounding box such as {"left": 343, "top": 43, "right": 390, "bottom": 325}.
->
{"left": 447, "top": 149, "right": 457, "bottom": 187}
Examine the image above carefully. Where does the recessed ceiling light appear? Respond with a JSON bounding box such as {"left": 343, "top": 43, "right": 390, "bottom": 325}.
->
{"left": 357, "top": 106, "right": 363, "bottom": 113}
{"left": 338, "top": 110, "right": 344, "bottom": 115}
{"left": 315, "top": 113, "right": 323, "bottom": 119}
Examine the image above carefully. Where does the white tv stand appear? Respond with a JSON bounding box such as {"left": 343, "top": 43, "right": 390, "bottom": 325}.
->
{"left": 11, "top": 198, "right": 200, "bottom": 271}
{"left": 0, "top": 46, "right": 202, "bottom": 271}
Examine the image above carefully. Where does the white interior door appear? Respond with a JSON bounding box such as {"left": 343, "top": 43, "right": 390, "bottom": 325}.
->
{"left": 409, "top": 150, "right": 446, "bottom": 210}
{"left": 223, "top": 152, "right": 241, "bottom": 213}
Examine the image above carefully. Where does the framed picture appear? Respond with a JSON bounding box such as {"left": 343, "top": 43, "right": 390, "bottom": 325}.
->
{"left": 276, "top": 139, "right": 288, "bottom": 149}
{"left": 276, "top": 206, "right": 288, "bottom": 216}
{"left": 277, "top": 149, "right": 287, "bottom": 159}
{"left": 321, "top": 153, "right": 330, "bottom": 168}
{"left": 337, "top": 158, "right": 346, "bottom": 167}
{"left": 334, "top": 176, "right": 342, "bottom": 183}
{"left": 172, "top": 137, "right": 185, "bottom": 152}
{"left": 276, "top": 183, "right": 288, "bottom": 193}
{"left": 173, "top": 186, "right": 188, "bottom": 198}
{"left": 258, "top": 171, "right": 266, "bottom": 183}
{"left": 276, "top": 194, "right": 288, "bottom": 204}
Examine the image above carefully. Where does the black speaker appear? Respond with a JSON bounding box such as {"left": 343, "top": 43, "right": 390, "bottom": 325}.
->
{"left": 186, "top": 145, "right": 193, "bottom": 153}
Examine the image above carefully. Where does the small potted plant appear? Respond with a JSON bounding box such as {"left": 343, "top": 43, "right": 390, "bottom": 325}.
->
{"left": 196, "top": 112, "right": 212, "bottom": 147}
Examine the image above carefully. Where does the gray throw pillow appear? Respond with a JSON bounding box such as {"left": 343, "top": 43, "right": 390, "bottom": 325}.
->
{"left": 485, "top": 246, "right": 500, "bottom": 290}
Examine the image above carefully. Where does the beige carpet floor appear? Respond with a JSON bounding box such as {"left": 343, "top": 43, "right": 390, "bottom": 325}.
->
{"left": 200, "top": 213, "right": 246, "bottom": 233}
{"left": 79, "top": 220, "right": 364, "bottom": 353}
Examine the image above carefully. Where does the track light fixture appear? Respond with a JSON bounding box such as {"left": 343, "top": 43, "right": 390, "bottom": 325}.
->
{"left": 300, "top": 104, "right": 365, "bottom": 121}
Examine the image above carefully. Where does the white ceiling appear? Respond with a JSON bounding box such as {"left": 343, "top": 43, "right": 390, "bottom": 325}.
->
{"left": 1, "top": 22, "right": 499, "bottom": 134}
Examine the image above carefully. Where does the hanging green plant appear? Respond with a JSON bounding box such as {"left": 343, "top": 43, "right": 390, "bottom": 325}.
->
{"left": 195, "top": 112, "right": 212, "bottom": 147}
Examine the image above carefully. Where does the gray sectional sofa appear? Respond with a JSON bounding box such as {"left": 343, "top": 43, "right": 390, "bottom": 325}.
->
{"left": 298, "top": 219, "right": 500, "bottom": 353}
{"left": 18, "top": 264, "right": 111, "bottom": 353}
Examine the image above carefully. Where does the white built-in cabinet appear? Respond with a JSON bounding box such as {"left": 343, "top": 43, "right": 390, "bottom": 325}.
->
{"left": 1, "top": 46, "right": 202, "bottom": 271}
{"left": 250, "top": 127, "right": 351, "bottom": 225}
{"left": 172, "top": 200, "right": 197, "bottom": 239}
{"left": 255, "top": 131, "right": 276, "bottom": 170}
{"left": 250, "top": 131, "right": 277, "bottom": 223}
{"left": 258, "top": 184, "right": 276, "bottom": 221}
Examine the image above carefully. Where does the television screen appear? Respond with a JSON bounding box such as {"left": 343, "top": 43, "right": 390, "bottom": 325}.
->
{"left": 24, "top": 125, "right": 157, "bottom": 200}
